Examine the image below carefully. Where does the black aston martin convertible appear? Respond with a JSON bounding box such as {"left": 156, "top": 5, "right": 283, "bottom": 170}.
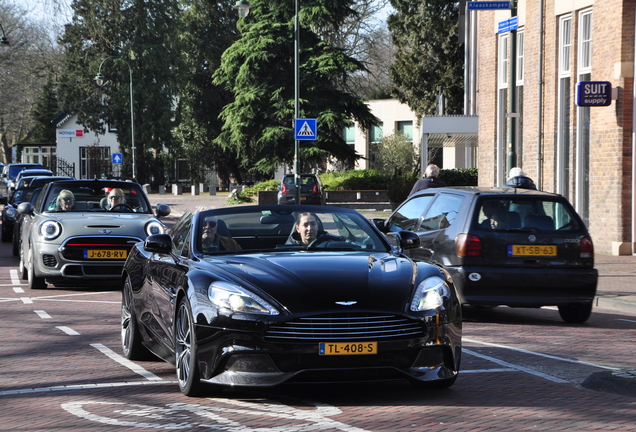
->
{"left": 121, "top": 205, "right": 462, "bottom": 396}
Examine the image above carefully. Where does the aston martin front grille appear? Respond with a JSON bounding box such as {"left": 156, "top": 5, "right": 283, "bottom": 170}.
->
{"left": 264, "top": 314, "right": 424, "bottom": 342}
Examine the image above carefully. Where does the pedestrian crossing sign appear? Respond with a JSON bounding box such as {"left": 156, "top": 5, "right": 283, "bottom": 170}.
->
{"left": 295, "top": 118, "right": 317, "bottom": 141}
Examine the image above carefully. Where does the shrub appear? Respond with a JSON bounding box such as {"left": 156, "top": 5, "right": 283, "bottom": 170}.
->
{"left": 439, "top": 168, "right": 478, "bottom": 186}
{"left": 320, "top": 169, "right": 392, "bottom": 190}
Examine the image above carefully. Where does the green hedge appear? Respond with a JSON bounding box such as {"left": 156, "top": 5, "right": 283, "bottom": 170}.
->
{"left": 231, "top": 168, "right": 478, "bottom": 205}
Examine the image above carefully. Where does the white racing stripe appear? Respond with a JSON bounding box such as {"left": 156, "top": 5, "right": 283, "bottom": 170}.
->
{"left": 464, "top": 337, "right": 619, "bottom": 371}
{"left": 91, "top": 343, "right": 162, "bottom": 381}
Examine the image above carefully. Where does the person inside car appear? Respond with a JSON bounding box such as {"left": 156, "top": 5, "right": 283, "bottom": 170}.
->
{"left": 54, "top": 190, "right": 75, "bottom": 211}
{"left": 201, "top": 216, "right": 241, "bottom": 251}
{"left": 287, "top": 212, "right": 327, "bottom": 246}
{"left": 480, "top": 200, "right": 508, "bottom": 230}
{"left": 106, "top": 188, "right": 126, "bottom": 210}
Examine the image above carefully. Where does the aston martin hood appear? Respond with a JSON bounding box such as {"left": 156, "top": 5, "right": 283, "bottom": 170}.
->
{"left": 210, "top": 253, "right": 416, "bottom": 315}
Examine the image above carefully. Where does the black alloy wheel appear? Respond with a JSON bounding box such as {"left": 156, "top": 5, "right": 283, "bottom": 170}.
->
{"left": 121, "top": 276, "right": 151, "bottom": 360}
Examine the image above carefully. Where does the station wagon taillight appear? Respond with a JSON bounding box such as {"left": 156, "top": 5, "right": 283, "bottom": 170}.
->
{"left": 456, "top": 234, "right": 482, "bottom": 257}
{"left": 580, "top": 236, "right": 594, "bottom": 258}
{"left": 311, "top": 183, "right": 318, "bottom": 194}
{"left": 281, "top": 184, "right": 288, "bottom": 194}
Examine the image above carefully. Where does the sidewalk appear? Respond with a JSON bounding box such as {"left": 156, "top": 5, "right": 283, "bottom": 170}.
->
{"left": 148, "top": 192, "right": 636, "bottom": 316}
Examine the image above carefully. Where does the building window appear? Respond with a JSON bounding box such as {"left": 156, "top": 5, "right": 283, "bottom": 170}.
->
{"left": 370, "top": 124, "right": 383, "bottom": 144}
{"left": 80, "top": 146, "right": 111, "bottom": 180}
{"left": 576, "top": 8, "right": 592, "bottom": 225}
{"left": 343, "top": 125, "right": 355, "bottom": 148}
{"left": 497, "top": 33, "right": 509, "bottom": 185}
{"left": 579, "top": 9, "right": 592, "bottom": 73}
{"left": 397, "top": 121, "right": 413, "bottom": 141}
{"left": 516, "top": 31, "right": 524, "bottom": 84}
{"left": 557, "top": 15, "right": 572, "bottom": 199}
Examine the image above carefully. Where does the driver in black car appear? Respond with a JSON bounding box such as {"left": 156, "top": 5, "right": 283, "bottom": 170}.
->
{"left": 287, "top": 212, "right": 327, "bottom": 246}
{"left": 106, "top": 188, "right": 126, "bottom": 210}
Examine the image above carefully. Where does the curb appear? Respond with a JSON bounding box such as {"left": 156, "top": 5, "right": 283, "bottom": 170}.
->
{"left": 582, "top": 369, "right": 636, "bottom": 397}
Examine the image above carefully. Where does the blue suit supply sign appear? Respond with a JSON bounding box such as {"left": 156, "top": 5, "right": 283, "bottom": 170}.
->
{"left": 576, "top": 81, "right": 612, "bottom": 107}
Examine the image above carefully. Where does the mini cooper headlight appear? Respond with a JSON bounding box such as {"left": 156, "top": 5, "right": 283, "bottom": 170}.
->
{"left": 410, "top": 276, "right": 450, "bottom": 312}
{"left": 39, "top": 220, "right": 62, "bottom": 241}
{"left": 208, "top": 281, "right": 279, "bottom": 315}
{"left": 145, "top": 221, "right": 165, "bottom": 236}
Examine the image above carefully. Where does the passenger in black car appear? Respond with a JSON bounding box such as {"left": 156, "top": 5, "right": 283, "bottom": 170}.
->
{"left": 202, "top": 216, "right": 241, "bottom": 251}
{"left": 480, "top": 200, "right": 508, "bottom": 230}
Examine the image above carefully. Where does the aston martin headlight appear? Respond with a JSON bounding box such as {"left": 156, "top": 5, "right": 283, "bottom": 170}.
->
{"left": 145, "top": 221, "right": 165, "bottom": 236}
{"left": 208, "top": 281, "right": 279, "bottom": 315}
{"left": 410, "top": 276, "right": 450, "bottom": 312}
{"left": 39, "top": 220, "right": 62, "bottom": 241}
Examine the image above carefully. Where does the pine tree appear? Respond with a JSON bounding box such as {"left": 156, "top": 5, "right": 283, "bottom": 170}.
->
{"left": 30, "top": 78, "right": 60, "bottom": 143}
{"left": 213, "top": 0, "right": 378, "bottom": 174}
{"left": 388, "top": 0, "right": 464, "bottom": 116}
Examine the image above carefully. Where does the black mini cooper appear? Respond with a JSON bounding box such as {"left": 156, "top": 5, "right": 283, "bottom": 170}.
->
{"left": 375, "top": 187, "right": 598, "bottom": 323}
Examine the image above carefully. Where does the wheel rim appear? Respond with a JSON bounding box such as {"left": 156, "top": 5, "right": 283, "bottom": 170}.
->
{"left": 121, "top": 282, "right": 132, "bottom": 353}
{"left": 175, "top": 302, "right": 192, "bottom": 387}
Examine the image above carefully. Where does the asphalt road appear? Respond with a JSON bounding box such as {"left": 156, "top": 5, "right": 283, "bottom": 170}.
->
{"left": 1, "top": 211, "right": 636, "bottom": 430}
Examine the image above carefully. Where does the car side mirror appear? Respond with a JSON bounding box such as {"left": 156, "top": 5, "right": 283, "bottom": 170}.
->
{"left": 372, "top": 218, "right": 387, "bottom": 232}
{"left": 17, "top": 202, "right": 34, "bottom": 216}
{"left": 155, "top": 204, "right": 171, "bottom": 218}
{"left": 144, "top": 234, "right": 172, "bottom": 254}
{"left": 397, "top": 230, "right": 420, "bottom": 250}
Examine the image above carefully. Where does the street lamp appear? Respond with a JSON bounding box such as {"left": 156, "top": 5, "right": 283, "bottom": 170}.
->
{"left": 94, "top": 56, "right": 136, "bottom": 179}
{"left": 234, "top": 0, "right": 302, "bottom": 204}
{"left": 0, "top": 23, "right": 10, "bottom": 54}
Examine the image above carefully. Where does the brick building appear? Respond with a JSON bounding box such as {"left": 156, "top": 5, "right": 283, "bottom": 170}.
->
{"left": 471, "top": 0, "right": 636, "bottom": 255}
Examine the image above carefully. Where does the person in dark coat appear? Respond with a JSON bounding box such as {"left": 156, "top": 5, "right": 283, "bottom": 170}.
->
{"left": 409, "top": 164, "right": 447, "bottom": 196}
{"left": 505, "top": 167, "right": 537, "bottom": 190}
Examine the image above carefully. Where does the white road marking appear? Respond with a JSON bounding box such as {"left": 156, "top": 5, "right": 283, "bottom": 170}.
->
{"left": 57, "top": 326, "right": 80, "bottom": 335}
{"left": 20, "top": 297, "right": 33, "bottom": 304}
{"left": 0, "top": 380, "right": 176, "bottom": 397}
{"left": 91, "top": 343, "right": 162, "bottom": 381}
{"left": 463, "top": 348, "right": 569, "bottom": 383}
{"left": 10, "top": 269, "right": 21, "bottom": 285}
{"left": 34, "top": 310, "right": 51, "bottom": 319}
{"left": 61, "top": 399, "right": 373, "bottom": 431}
{"left": 464, "top": 337, "right": 619, "bottom": 371}
{"left": 616, "top": 318, "right": 636, "bottom": 323}
{"left": 460, "top": 368, "right": 516, "bottom": 374}
{"left": 13, "top": 287, "right": 24, "bottom": 293}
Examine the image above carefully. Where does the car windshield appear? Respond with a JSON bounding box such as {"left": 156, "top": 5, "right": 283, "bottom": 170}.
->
{"left": 475, "top": 198, "right": 582, "bottom": 232}
{"left": 195, "top": 208, "right": 388, "bottom": 254}
{"left": 43, "top": 183, "right": 151, "bottom": 213}
{"left": 9, "top": 165, "right": 44, "bottom": 179}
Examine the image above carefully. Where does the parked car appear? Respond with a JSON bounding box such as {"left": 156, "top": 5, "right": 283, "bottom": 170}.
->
{"left": 18, "top": 179, "right": 171, "bottom": 290}
{"left": 373, "top": 187, "right": 598, "bottom": 323}
{"left": 120, "top": 205, "right": 462, "bottom": 396}
{"left": 9, "top": 169, "right": 54, "bottom": 200}
{"left": 10, "top": 176, "right": 75, "bottom": 256}
{"left": 2, "top": 186, "right": 38, "bottom": 242}
{"left": 277, "top": 174, "right": 325, "bottom": 205}
{"left": 0, "top": 163, "right": 45, "bottom": 204}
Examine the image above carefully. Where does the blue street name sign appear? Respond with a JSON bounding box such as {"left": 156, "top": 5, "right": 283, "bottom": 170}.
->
{"left": 112, "top": 153, "right": 123, "bottom": 164}
{"left": 467, "top": 1, "right": 513, "bottom": 10}
{"left": 498, "top": 16, "right": 519, "bottom": 34}
{"left": 576, "top": 81, "right": 612, "bottom": 107}
{"left": 295, "top": 118, "right": 317, "bottom": 141}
